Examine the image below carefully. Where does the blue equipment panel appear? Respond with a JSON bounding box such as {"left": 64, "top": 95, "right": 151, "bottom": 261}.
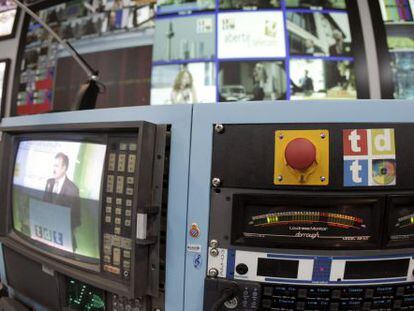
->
{"left": 185, "top": 100, "right": 414, "bottom": 310}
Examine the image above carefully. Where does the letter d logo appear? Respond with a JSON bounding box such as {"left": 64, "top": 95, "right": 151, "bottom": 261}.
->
{"left": 371, "top": 129, "right": 395, "bottom": 156}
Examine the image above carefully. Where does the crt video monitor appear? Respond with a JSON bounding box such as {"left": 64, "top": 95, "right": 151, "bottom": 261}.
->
{"left": 0, "top": 121, "right": 168, "bottom": 310}
{"left": 13, "top": 140, "right": 106, "bottom": 263}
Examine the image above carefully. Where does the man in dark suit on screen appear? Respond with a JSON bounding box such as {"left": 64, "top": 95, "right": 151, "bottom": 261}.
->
{"left": 43, "top": 152, "right": 81, "bottom": 251}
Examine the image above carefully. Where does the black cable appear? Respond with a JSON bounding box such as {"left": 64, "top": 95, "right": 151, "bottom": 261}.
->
{"left": 211, "top": 284, "right": 239, "bottom": 311}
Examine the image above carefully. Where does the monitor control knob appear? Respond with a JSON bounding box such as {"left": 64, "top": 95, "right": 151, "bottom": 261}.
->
{"left": 235, "top": 263, "right": 249, "bottom": 275}
{"left": 285, "top": 138, "right": 316, "bottom": 170}
{"left": 224, "top": 297, "right": 238, "bottom": 309}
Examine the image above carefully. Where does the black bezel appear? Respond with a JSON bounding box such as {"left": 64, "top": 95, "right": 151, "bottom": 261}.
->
{"left": 231, "top": 193, "right": 385, "bottom": 250}
{"left": 9, "top": 133, "right": 108, "bottom": 269}
{"left": 386, "top": 195, "right": 414, "bottom": 248}
{"left": 0, "top": 121, "right": 165, "bottom": 299}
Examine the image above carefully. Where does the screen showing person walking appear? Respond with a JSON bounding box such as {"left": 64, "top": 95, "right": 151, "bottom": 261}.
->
{"left": 12, "top": 140, "right": 107, "bottom": 261}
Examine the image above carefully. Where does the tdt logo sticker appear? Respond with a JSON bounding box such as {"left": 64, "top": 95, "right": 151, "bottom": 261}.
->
{"left": 193, "top": 254, "right": 202, "bottom": 269}
{"left": 343, "top": 129, "right": 396, "bottom": 187}
{"left": 189, "top": 223, "right": 200, "bottom": 238}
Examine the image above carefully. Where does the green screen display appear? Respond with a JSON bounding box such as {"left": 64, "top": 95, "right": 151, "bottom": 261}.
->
{"left": 13, "top": 140, "right": 107, "bottom": 261}
{"left": 67, "top": 278, "right": 105, "bottom": 311}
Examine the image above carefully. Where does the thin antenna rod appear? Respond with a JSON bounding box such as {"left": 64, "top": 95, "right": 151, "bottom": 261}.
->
{"left": 12, "top": 0, "right": 97, "bottom": 79}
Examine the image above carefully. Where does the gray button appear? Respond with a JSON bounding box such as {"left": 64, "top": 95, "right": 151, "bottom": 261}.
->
{"left": 118, "top": 154, "right": 126, "bottom": 172}
{"left": 103, "top": 245, "right": 111, "bottom": 255}
{"left": 112, "top": 236, "right": 121, "bottom": 247}
{"left": 108, "top": 153, "right": 116, "bottom": 171}
{"left": 106, "top": 175, "right": 114, "bottom": 193}
{"left": 116, "top": 176, "right": 124, "bottom": 194}
{"left": 297, "top": 288, "right": 307, "bottom": 298}
{"left": 127, "top": 155, "right": 136, "bottom": 173}
{"left": 365, "top": 289, "right": 374, "bottom": 298}
{"left": 121, "top": 238, "right": 132, "bottom": 250}
{"left": 329, "top": 302, "right": 339, "bottom": 311}
{"left": 263, "top": 287, "right": 273, "bottom": 296}
{"left": 113, "top": 248, "right": 121, "bottom": 266}
{"left": 331, "top": 289, "right": 341, "bottom": 299}
{"left": 296, "top": 301, "right": 305, "bottom": 310}
{"left": 396, "top": 286, "right": 404, "bottom": 296}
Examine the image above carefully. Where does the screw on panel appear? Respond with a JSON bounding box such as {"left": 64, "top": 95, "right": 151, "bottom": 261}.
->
{"left": 279, "top": 133, "right": 284, "bottom": 140}
{"left": 215, "top": 124, "right": 224, "bottom": 133}
{"left": 210, "top": 248, "right": 219, "bottom": 257}
{"left": 212, "top": 178, "right": 221, "bottom": 187}
{"left": 277, "top": 175, "right": 283, "bottom": 182}
{"left": 320, "top": 176, "right": 326, "bottom": 182}
{"left": 208, "top": 268, "right": 219, "bottom": 278}
{"left": 210, "top": 239, "right": 219, "bottom": 248}
{"left": 320, "top": 133, "right": 326, "bottom": 139}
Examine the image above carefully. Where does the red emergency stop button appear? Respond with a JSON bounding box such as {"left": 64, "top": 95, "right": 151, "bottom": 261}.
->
{"left": 285, "top": 138, "right": 316, "bottom": 171}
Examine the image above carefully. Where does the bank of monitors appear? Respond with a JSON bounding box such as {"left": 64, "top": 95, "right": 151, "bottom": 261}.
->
{"left": 370, "top": 0, "right": 414, "bottom": 99}
{"left": 0, "top": 122, "right": 168, "bottom": 308}
{"left": 0, "top": 0, "right": 19, "bottom": 40}
{"left": 15, "top": 0, "right": 156, "bottom": 116}
{"left": 150, "top": 0, "right": 368, "bottom": 104}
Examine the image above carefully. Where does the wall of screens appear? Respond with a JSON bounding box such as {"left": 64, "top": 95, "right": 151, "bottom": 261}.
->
{"left": 150, "top": 0, "right": 368, "bottom": 105}
{"left": 15, "top": 0, "right": 155, "bottom": 116}
{"left": 372, "top": 0, "right": 414, "bottom": 100}
{"left": 0, "top": 0, "right": 19, "bottom": 40}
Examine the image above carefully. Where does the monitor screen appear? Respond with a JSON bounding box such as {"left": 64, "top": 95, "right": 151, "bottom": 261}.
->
{"left": 372, "top": 0, "right": 414, "bottom": 99}
{"left": 151, "top": 62, "right": 216, "bottom": 105}
{"left": 0, "top": 8, "right": 16, "bottom": 38}
{"left": 0, "top": 60, "right": 7, "bottom": 109}
{"left": 12, "top": 140, "right": 107, "bottom": 262}
{"left": 217, "top": 11, "right": 286, "bottom": 59}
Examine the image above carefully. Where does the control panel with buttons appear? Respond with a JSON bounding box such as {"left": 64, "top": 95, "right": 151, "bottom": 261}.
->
{"left": 260, "top": 283, "right": 414, "bottom": 311}
{"left": 204, "top": 279, "right": 414, "bottom": 310}
{"left": 111, "top": 294, "right": 144, "bottom": 311}
{"left": 102, "top": 137, "right": 137, "bottom": 282}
